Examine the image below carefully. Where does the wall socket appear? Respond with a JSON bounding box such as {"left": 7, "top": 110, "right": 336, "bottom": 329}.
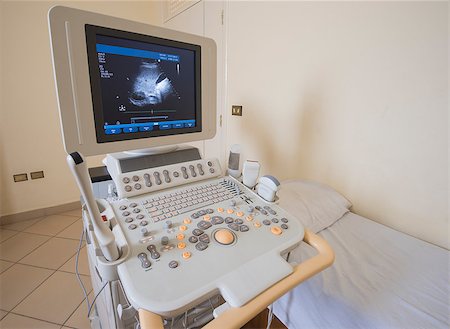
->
{"left": 13, "top": 173, "right": 28, "bottom": 182}
{"left": 13, "top": 171, "right": 45, "bottom": 182}
{"left": 232, "top": 105, "right": 243, "bottom": 116}
{"left": 30, "top": 171, "right": 45, "bottom": 180}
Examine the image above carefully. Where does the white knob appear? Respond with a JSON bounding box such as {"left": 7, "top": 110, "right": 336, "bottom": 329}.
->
{"left": 164, "top": 221, "right": 173, "bottom": 230}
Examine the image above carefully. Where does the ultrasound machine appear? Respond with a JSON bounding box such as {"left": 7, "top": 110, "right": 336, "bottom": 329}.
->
{"left": 48, "top": 6, "right": 334, "bottom": 329}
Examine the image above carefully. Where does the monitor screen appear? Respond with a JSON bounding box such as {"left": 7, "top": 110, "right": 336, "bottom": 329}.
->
{"left": 85, "top": 25, "right": 202, "bottom": 144}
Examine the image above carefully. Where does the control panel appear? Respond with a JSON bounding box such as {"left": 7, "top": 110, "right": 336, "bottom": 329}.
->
{"left": 100, "top": 176, "right": 304, "bottom": 317}
{"left": 113, "top": 158, "right": 221, "bottom": 199}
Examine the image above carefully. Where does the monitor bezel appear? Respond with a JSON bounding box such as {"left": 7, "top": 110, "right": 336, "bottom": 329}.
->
{"left": 85, "top": 24, "right": 203, "bottom": 144}
{"left": 48, "top": 6, "right": 216, "bottom": 156}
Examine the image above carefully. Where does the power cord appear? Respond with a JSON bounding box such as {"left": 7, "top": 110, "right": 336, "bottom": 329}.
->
{"left": 75, "top": 229, "right": 91, "bottom": 314}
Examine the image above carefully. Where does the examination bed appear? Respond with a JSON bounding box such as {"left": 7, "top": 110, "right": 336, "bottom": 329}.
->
{"left": 273, "top": 180, "right": 450, "bottom": 329}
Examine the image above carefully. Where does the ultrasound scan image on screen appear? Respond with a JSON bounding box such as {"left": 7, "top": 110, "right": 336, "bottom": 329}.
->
{"left": 128, "top": 60, "right": 177, "bottom": 107}
{"left": 86, "top": 27, "right": 202, "bottom": 143}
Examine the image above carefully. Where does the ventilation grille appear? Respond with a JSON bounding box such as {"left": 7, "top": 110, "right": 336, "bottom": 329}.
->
{"left": 163, "top": 0, "right": 201, "bottom": 22}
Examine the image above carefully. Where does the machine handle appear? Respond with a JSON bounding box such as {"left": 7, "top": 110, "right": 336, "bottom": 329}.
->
{"left": 138, "top": 229, "right": 335, "bottom": 329}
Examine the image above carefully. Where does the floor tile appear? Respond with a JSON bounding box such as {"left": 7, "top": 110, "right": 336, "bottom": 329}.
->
{"left": 59, "top": 246, "right": 90, "bottom": 276}
{"left": 1, "top": 218, "right": 43, "bottom": 232}
{"left": 0, "top": 232, "right": 50, "bottom": 262}
{"left": 0, "top": 260, "right": 14, "bottom": 274}
{"left": 64, "top": 291, "right": 92, "bottom": 329}
{"left": 56, "top": 220, "right": 84, "bottom": 240}
{"left": 13, "top": 271, "right": 92, "bottom": 325}
{"left": 0, "top": 229, "right": 19, "bottom": 243}
{"left": 61, "top": 209, "right": 82, "bottom": 219}
{"left": 24, "top": 215, "right": 79, "bottom": 237}
{"left": 0, "top": 310, "right": 7, "bottom": 320}
{"left": 19, "top": 237, "right": 80, "bottom": 270}
{"left": 0, "top": 313, "right": 60, "bottom": 328}
{"left": 0, "top": 263, "right": 54, "bottom": 311}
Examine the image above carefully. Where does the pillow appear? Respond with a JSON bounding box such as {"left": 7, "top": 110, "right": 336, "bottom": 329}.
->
{"left": 278, "top": 180, "right": 352, "bottom": 233}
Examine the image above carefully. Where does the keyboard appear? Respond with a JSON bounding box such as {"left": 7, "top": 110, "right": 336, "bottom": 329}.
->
{"left": 142, "top": 180, "right": 240, "bottom": 222}
{"left": 103, "top": 176, "right": 305, "bottom": 317}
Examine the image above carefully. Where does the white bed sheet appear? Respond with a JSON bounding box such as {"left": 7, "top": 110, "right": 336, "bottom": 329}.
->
{"left": 273, "top": 213, "right": 450, "bottom": 329}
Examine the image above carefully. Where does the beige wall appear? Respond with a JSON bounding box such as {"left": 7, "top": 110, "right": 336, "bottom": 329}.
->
{"left": 225, "top": 2, "right": 448, "bottom": 248}
{"left": 0, "top": 1, "right": 161, "bottom": 217}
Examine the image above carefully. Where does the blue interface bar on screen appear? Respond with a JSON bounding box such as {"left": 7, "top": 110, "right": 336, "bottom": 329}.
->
{"left": 96, "top": 44, "right": 180, "bottom": 62}
{"left": 104, "top": 120, "right": 195, "bottom": 129}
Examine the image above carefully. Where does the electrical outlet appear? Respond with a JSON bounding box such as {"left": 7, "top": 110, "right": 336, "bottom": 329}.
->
{"left": 13, "top": 173, "right": 28, "bottom": 182}
{"left": 232, "top": 105, "right": 242, "bottom": 116}
{"left": 30, "top": 171, "right": 45, "bottom": 180}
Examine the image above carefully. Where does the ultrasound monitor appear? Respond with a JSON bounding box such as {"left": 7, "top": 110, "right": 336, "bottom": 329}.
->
{"left": 49, "top": 6, "right": 216, "bottom": 156}
{"left": 86, "top": 26, "right": 202, "bottom": 143}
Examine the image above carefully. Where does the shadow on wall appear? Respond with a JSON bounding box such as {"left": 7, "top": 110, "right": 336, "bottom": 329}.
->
{"left": 295, "top": 88, "right": 326, "bottom": 181}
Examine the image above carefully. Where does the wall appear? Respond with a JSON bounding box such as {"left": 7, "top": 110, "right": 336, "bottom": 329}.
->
{"left": 225, "top": 2, "right": 448, "bottom": 248}
{"left": 1, "top": 1, "right": 448, "bottom": 250}
{"left": 162, "top": 1, "right": 227, "bottom": 166}
{"left": 0, "top": 1, "right": 161, "bottom": 217}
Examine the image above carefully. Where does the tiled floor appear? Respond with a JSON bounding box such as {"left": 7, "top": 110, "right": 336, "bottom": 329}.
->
{"left": 0, "top": 209, "right": 93, "bottom": 329}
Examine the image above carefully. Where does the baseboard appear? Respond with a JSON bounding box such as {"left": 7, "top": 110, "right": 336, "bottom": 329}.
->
{"left": 0, "top": 201, "right": 82, "bottom": 226}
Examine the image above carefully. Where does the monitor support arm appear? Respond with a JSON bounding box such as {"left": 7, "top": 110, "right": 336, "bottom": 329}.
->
{"left": 67, "top": 152, "right": 120, "bottom": 261}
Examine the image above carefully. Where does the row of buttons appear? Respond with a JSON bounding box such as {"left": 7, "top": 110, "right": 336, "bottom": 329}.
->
{"left": 121, "top": 162, "right": 216, "bottom": 193}
{"left": 254, "top": 205, "right": 277, "bottom": 216}
{"left": 262, "top": 218, "right": 288, "bottom": 225}
{"left": 127, "top": 220, "right": 149, "bottom": 231}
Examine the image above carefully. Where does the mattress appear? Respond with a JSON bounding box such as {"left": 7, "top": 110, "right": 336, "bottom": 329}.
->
{"left": 273, "top": 212, "right": 450, "bottom": 329}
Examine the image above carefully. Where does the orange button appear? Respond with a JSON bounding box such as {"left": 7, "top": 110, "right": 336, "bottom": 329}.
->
{"left": 176, "top": 234, "right": 185, "bottom": 240}
{"left": 179, "top": 225, "right": 187, "bottom": 231}
{"left": 236, "top": 211, "right": 244, "bottom": 217}
{"left": 246, "top": 215, "right": 254, "bottom": 221}
{"left": 253, "top": 221, "right": 261, "bottom": 228}
{"left": 271, "top": 226, "right": 282, "bottom": 235}
{"left": 203, "top": 215, "right": 211, "bottom": 221}
{"left": 217, "top": 207, "right": 224, "bottom": 213}
{"left": 178, "top": 242, "right": 186, "bottom": 249}
{"left": 182, "top": 251, "right": 191, "bottom": 259}
{"left": 227, "top": 209, "right": 234, "bottom": 214}
{"left": 183, "top": 218, "right": 192, "bottom": 224}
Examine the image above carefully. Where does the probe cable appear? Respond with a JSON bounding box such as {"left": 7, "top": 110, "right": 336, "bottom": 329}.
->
{"left": 75, "top": 227, "right": 108, "bottom": 319}
{"left": 88, "top": 281, "right": 108, "bottom": 317}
